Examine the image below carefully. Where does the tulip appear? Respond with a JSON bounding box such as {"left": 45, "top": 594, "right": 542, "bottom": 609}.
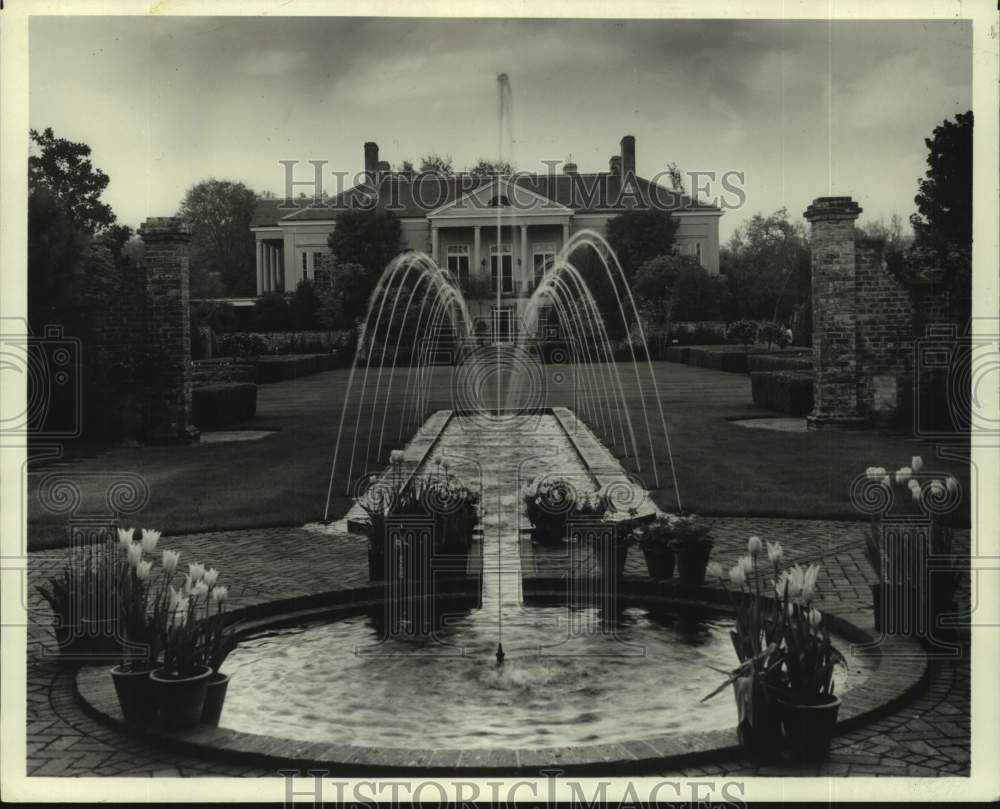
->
{"left": 126, "top": 542, "right": 142, "bottom": 568}
{"left": 169, "top": 598, "right": 189, "bottom": 629}
{"left": 945, "top": 475, "right": 959, "bottom": 495}
{"left": 747, "top": 536, "right": 763, "bottom": 556}
{"left": 783, "top": 565, "right": 804, "bottom": 598}
{"left": 188, "top": 562, "right": 206, "bottom": 583}
{"left": 706, "top": 561, "right": 724, "bottom": 580}
{"left": 738, "top": 555, "right": 754, "bottom": 574}
{"left": 803, "top": 563, "right": 821, "bottom": 592}
{"left": 809, "top": 608, "right": 823, "bottom": 628}
{"left": 881, "top": 475, "right": 892, "bottom": 489}
{"left": 140, "top": 528, "right": 161, "bottom": 553}
{"left": 117, "top": 527, "right": 134, "bottom": 549}
{"left": 192, "top": 581, "right": 210, "bottom": 598}
{"left": 390, "top": 450, "right": 405, "bottom": 466}
{"left": 203, "top": 568, "right": 219, "bottom": 588}
{"left": 866, "top": 466, "right": 886, "bottom": 481}
{"left": 167, "top": 585, "right": 181, "bottom": 611}
{"left": 766, "top": 541, "right": 784, "bottom": 566}
{"left": 908, "top": 478, "right": 921, "bottom": 492}
{"left": 729, "top": 565, "right": 746, "bottom": 587}
{"left": 912, "top": 485, "right": 922, "bottom": 501}
{"left": 162, "top": 549, "right": 180, "bottom": 576}
{"left": 895, "top": 467, "right": 912, "bottom": 485}
{"left": 912, "top": 455, "right": 924, "bottom": 473}
{"left": 802, "top": 583, "right": 816, "bottom": 605}
{"left": 211, "top": 585, "right": 229, "bottom": 603}
{"left": 928, "top": 480, "right": 946, "bottom": 498}
{"left": 136, "top": 560, "right": 152, "bottom": 581}
{"left": 182, "top": 574, "right": 194, "bottom": 596}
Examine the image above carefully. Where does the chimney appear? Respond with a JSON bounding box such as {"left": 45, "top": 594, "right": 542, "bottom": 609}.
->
{"left": 563, "top": 162, "right": 578, "bottom": 175}
{"left": 609, "top": 155, "right": 621, "bottom": 176}
{"left": 377, "top": 160, "right": 390, "bottom": 175}
{"left": 620, "top": 135, "right": 636, "bottom": 179}
{"left": 364, "top": 141, "right": 379, "bottom": 180}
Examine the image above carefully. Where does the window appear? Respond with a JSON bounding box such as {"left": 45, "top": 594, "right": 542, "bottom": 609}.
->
{"left": 532, "top": 242, "right": 556, "bottom": 288}
{"left": 695, "top": 242, "right": 703, "bottom": 264}
{"left": 488, "top": 194, "right": 511, "bottom": 207}
{"left": 490, "top": 244, "right": 513, "bottom": 293}
{"left": 301, "top": 251, "right": 308, "bottom": 278}
{"left": 312, "top": 252, "right": 325, "bottom": 274}
{"left": 446, "top": 244, "right": 470, "bottom": 284}
{"left": 492, "top": 306, "right": 514, "bottom": 343}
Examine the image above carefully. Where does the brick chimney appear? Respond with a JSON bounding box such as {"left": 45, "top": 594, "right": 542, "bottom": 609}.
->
{"left": 620, "top": 135, "right": 636, "bottom": 179}
{"left": 364, "top": 142, "right": 379, "bottom": 180}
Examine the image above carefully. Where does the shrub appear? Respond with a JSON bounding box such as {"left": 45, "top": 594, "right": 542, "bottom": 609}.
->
{"left": 251, "top": 292, "right": 290, "bottom": 330}
{"left": 757, "top": 321, "right": 792, "bottom": 351}
{"left": 727, "top": 319, "right": 758, "bottom": 348}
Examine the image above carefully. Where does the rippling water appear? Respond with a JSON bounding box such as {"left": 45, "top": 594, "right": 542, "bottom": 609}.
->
{"left": 220, "top": 604, "right": 865, "bottom": 749}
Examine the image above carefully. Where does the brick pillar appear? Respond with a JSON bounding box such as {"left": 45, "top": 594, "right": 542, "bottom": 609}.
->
{"left": 804, "top": 196, "right": 866, "bottom": 430}
{"left": 138, "top": 217, "right": 199, "bottom": 443}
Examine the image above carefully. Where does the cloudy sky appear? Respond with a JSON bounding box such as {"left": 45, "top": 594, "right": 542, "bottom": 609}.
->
{"left": 29, "top": 16, "right": 972, "bottom": 240}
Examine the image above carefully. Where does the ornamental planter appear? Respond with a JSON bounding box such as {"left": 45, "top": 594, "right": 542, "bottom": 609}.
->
{"left": 149, "top": 665, "right": 212, "bottom": 731}
{"left": 110, "top": 665, "right": 158, "bottom": 724}
{"left": 778, "top": 695, "right": 842, "bottom": 761}
{"left": 732, "top": 678, "right": 783, "bottom": 761}
{"left": 675, "top": 542, "right": 713, "bottom": 587}
{"left": 642, "top": 546, "right": 675, "bottom": 579}
{"left": 531, "top": 516, "right": 567, "bottom": 546}
{"left": 200, "top": 671, "right": 231, "bottom": 725}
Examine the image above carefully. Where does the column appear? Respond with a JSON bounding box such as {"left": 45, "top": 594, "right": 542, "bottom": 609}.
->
{"left": 137, "top": 217, "right": 198, "bottom": 443}
{"left": 263, "top": 246, "right": 271, "bottom": 293}
{"left": 256, "top": 240, "right": 264, "bottom": 295}
{"left": 803, "top": 196, "right": 864, "bottom": 430}
{"left": 562, "top": 221, "right": 570, "bottom": 247}
{"left": 277, "top": 247, "right": 285, "bottom": 292}
{"left": 431, "top": 226, "right": 440, "bottom": 265}
{"left": 520, "top": 223, "right": 529, "bottom": 290}
{"left": 473, "top": 226, "right": 481, "bottom": 278}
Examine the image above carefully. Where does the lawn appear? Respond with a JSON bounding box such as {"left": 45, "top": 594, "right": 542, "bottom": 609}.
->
{"left": 25, "top": 359, "right": 971, "bottom": 550}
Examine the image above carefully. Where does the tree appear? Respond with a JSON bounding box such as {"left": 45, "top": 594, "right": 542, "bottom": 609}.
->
{"left": 325, "top": 262, "right": 371, "bottom": 328}
{"left": 911, "top": 111, "right": 972, "bottom": 253}
{"left": 177, "top": 180, "right": 258, "bottom": 297}
{"left": 605, "top": 209, "right": 680, "bottom": 279}
{"left": 397, "top": 160, "right": 416, "bottom": 178}
{"left": 856, "top": 214, "right": 911, "bottom": 252}
{"left": 418, "top": 153, "right": 454, "bottom": 176}
{"left": 289, "top": 279, "right": 321, "bottom": 330}
{"left": 633, "top": 254, "right": 729, "bottom": 326}
{"left": 327, "top": 208, "right": 402, "bottom": 280}
{"left": 251, "top": 292, "right": 290, "bottom": 331}
{"left": 27, "top": 186, "right": 89, "bottom": 332}
{"left": 29, "top": 127, "right": 116, "bottom": 234}
{"left": 720, "top": 208, "right": 810, "bottom": 322}
{"left": 468, "top": 159, "right": 514, "bottom": 177}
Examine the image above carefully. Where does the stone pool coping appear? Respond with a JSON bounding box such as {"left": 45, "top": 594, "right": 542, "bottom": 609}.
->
{"left": 73, "top": 584, "right": 929, "bottom": 775}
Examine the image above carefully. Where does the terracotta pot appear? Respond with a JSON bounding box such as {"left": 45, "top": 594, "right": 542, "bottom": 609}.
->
{"left": 642, "top": 546, "right": 675, "bottom": 579}
{"left": 200, "top": 671, "right": 231, "bottom": 725}
{"left": 778, "top": 695, "right": 842, "bottom": 761}
{"left": 732, "top": 680, "right": 783, "bottom": 760}
{"left": 149, "top": 665, "right": 212, "bottom": 731}
{"left": 110, "top": 665, "right": 158, "bottom": 724}
{"left": 675, "top": 543, "right": 712, "bottom": 586}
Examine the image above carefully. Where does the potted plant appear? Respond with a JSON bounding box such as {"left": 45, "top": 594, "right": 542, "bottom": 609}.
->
{"left": 36, "top": 537, "right": 122, "bottom": 661}
{"left": 702, "top": 537, "right": 788, "bottom": 759}
{"left": 666, "top": 514, "right": 713, "bottom": 586}
{"left": 631, "top": 514, "right": 678, "bottom": 579}
{"left": 774, "top": 564, "right": 847, "bottom": 761}
{"left": 523, "top": 477, "right": 607, "bottom": 545}
{"left": 589, "top": 522, "right": 634, "bottom": 589}
{"left": 200, "top": 578, "right": 237, "bottom": 725}
{"left": 149, "top": 564, "right": 214, "bottom": 731}
{"left": 109, "top": 528, "right": 161, "bottom": 724}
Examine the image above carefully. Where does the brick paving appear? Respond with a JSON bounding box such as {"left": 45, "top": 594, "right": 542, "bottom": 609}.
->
{"left": 24, "top": 517, "right": 970, "bottom": 778}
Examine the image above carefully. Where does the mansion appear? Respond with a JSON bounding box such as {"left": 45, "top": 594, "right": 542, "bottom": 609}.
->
{"left": 250, "top": 136, "right": 722, "bottom": 334}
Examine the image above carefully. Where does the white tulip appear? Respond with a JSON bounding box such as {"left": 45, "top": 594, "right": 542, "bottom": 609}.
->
{"left": 211, "top": 585, "right": 229, "bottom": 603}
{"left": 188, "top": 562, "right": 206, "bottom": 583}
{"left": 809, "top": 608, "right": 823, "bottom": 628}
{"left": 729, "top": 565, "right": 747, "bottom": 587}
{"left": 203, "top": 568, "right": 219, "bottom": 588}
{"left": 162, "top": 549, "right": 180, "bottom": 576}
{"left": 802, "top": 583, "right": 816, "bottom": 605}
{"left": 192, "top": 581, "right": 210, "bottom": 598}
{"left": 881, "top": 475, "right": 892, "bottom": 489}
{"left": 911, "top": 456, "right": 924, "bottom": 473}
{"left": 136, "top": 560, "right": 152, "bottom": 581}
{"left": 766, "top": 541, "right": 784, "bottom": 566}
{"left": 126, "top": 542, "right": 142, "bottom": 568}
{"left": 117, "top": 527, "right": 134, "bottom": 549}
{"left": 945, "top": 475, "right": 959, "bottom": 495}
{"left": 140, "top": 528, "right": 161, "bottom": 553}
{"left": 895, "top": 467, "right": 912, "bottom": 485}
{"left": 928, "top": 480, "right": 946, "bottom": 498}
{"left": 390, "top": 450, "right": 405, "bottom": 466}
{"left": 738, "top": 554, "right": 754, "bottom": 574}
{"left": 706, "top": 561, "right": 724, "bottom": 580}
{"left": 747, "top": 536, "right": 763, "bottom": 556}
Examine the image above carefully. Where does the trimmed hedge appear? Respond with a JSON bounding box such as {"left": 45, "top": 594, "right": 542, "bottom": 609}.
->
{"left": 750, "top": 370, "right": 814, "bottom": 416}
{"left": 252, "top": 354, "right": 341, "bottom": 384}
{"left": 192, "top": 383, "right": 257, "bottom": 429}
{"left": 688, "top": 347, "right": 753, "bottom": 373}
{"left": 192, "top": 360, "right": 257, "bottom": 386}
{"left": 664, "top": 346, "right": 691, "bottom": 364}
{"left": 747, "top": 354, "right": 813, "bottom": 373}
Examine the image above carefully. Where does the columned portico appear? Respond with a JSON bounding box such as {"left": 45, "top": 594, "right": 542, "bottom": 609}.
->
{"left": 253, "top": 235, "right": 286, "bottom": 295}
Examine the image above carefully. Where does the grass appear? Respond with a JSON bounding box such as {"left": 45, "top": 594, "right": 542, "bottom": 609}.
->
{"left": 25, "top": 359, "right": 971, "bottom": 550}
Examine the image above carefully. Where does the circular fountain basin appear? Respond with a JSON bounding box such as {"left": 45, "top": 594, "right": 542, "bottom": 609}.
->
{"left": 218, "top": 601, "right": 872, "bottom": 751}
